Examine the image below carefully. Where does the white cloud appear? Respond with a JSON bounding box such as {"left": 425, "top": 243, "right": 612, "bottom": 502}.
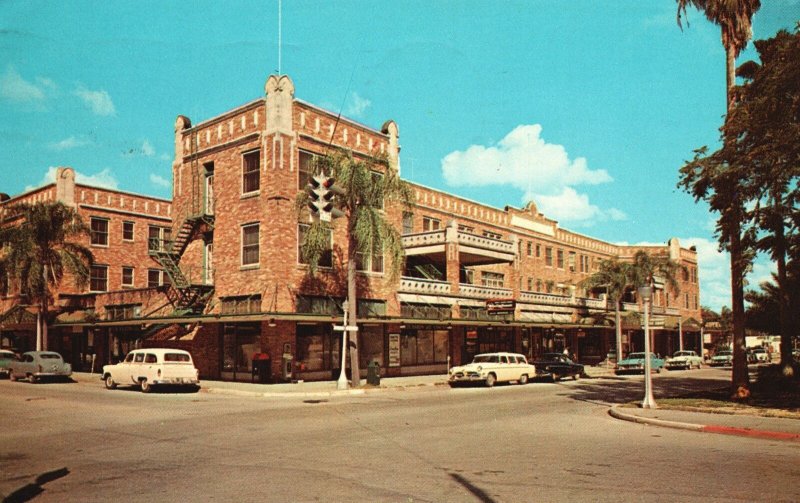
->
{"left": 345, "top": 92, "right": 371, "bottom": 118}
{"left": 49, "top": 136, "right": 90, "bottom": 151}
{"left": 531, "top": 187, "right": 627, "bottom": 225}
{"left": 149, "top": 173, "right": 171, "bottom": 189}
{"left": 441, "top": 124, "right": 615, "bottom": 224}
{"left": 141, "top": 140, "right": 155, "bottom": 157}
{"left": 0, "top": 66, "right": 49, "bottom": 102}
{"left": 74, "top": 85, "right": 116, "bottom": 116}
{"left": 26, "top": 166, "right": 119, "bottom": 191}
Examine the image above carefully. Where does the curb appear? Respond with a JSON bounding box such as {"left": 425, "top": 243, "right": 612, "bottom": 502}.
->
{"left": 608, "top": 405, "right": 800, "bottom": 442}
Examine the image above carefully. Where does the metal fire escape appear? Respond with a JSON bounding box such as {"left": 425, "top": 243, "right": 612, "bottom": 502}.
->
{"left": 151, "top": 128, "right": 215, "bottom": 314}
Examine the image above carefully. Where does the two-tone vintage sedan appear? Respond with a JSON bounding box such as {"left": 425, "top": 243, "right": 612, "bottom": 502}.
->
{"left": 532, "top": 353, "right": 584, "bottom": 381}
{"left": 616, "top": 352, "right": 665, "bottom": 374}
{"left": 448, "top": 352, "right": 536, "bottom": 387}
{"left": 102, "top": 348, "right": 200, "bottom": 393}
{"left": 665, "top": 350, "right": 703, "bottom": 370}
{"left": 709, "top": 350, "right": 733, "bottom": 367}
{"left": 8, "top": 351, "right": 72, "bottom": 383}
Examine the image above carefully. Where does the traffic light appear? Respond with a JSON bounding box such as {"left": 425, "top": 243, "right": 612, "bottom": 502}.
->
{"left": 306, "top": 175, "right": 345, "bottom": 221}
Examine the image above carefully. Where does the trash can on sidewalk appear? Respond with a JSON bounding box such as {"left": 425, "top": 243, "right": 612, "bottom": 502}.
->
{"left": 367, "top": 360, "right": 380, "bottom": 386}
{"left": 251, "top": 353, "right": 271, "bottom": 383}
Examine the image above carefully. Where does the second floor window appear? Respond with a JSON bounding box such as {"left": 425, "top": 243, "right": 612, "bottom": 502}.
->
{"left": 148, "top": 226, "right": 171, "bottom": 253}
{"left": 90, "top": 265, "right": 108, "bottom": 292}
{"left": 557, "top": 250, "right": 565, "bottom": 269}
{"left": 122, "top": 266, "right": 134, "bottom": 287}
{"left": 481, "top": 271, "right": 504, "bottom": 288}
{"left": 356, "top": 245, "right": 384, "bottom": 274}
{"left": 422, "top": 216, "right": 441, "bottom": 232}
{"left": 90, "top": 218, "right": 109, "bottom": 246}
{"left": 241, "top": 223, "right": 260, "bottom": 266}
{"left": 148, "top": 269, "right": 168, "bottom": 288}
{"left": 298, "top": 150, "right": 315, "bottom": 190}
{"left": 545, "top": 247, "right": 553, "bottom": 267}
{"left": 402, "top": 212, "right": 414, "bottom": 235}
{"left": 242, "top": 150, "right": 260, "bottom": 194}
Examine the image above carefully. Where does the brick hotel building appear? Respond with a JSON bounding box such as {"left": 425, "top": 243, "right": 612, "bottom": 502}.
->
{"left": 0, "top": 74, "right": 702, "bottom": 382}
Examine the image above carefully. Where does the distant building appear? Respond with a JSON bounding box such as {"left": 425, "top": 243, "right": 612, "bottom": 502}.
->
{"left": 1, "top": 75, "right": 702, "bottom": 381}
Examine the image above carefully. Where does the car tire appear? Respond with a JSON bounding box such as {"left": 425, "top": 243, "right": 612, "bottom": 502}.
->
{"left": 28, "top": 374, "right": 38, "bottom": 384}
{"left": 519, "top": 374, "right": 528, "bottom": 385}
{"left": 573, "top": 373, "right": 580, "bottom": 381}
{"left": 655, "top": 368, "right": 661, "bottom": 374}
{"left": 140, "top": 379, "right": 152, "bottom": 393}
{"left": 104, "top": 375, "right": 117, "bottom": 390}
{"left": 551, "top": 373, "right": 559, "bottom": 382}
{"left": 485, "top": 373, "right": 496, "bottom": 388}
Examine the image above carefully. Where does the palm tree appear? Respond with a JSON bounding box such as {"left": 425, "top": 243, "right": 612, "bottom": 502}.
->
{"left": 298, "top": 150, "right": 412, "bottom": 387}
{"left": 629, "top": 251, "right": 685, "bottom": 352}
{"left": 676, "top": 0, "right": 761, "bottom": 398}
{"left": 581, "top": 258, "right": 632, "bottom": 364}
{"left": 0, "top": 202, "right": 93, "bottom": 351}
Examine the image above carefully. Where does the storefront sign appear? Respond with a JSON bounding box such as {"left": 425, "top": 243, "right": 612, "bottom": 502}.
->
{"left": 486, "top": 298, "right": 515, "bottom": 314}
{"left": 388, "top": 333, "right": 400, "bottom": 367}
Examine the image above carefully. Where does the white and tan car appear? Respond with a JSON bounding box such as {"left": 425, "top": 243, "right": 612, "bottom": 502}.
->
{"left": 102, "top": 349, "right": 200, "bottom": 393}
{"left": 665, "top": 350, "right": 703, "bottom": 370}
{"left": 448, "top": 352, "right": 536, "bottom": 387}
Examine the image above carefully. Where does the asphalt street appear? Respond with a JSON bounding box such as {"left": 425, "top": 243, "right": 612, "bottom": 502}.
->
{"left": 1, "top": 369, "right": 798, "bottom": 502}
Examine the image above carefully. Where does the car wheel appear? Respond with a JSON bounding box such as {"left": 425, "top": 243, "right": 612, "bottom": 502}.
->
{"left": 518, "top": 374, "right": 529, "bottom": 385}
{"left": 551, "top": 373, "right": 560, "bottom": 382}
{"left": 9, "top": 372, "right": 17, "bottom": 382}
{"left": 28, "top": 374, "right": 38, "bottom": 384}
{"left": 104, "top": 375, "right": 117, "bottom": 390}
{"left": 485, "top": 373, "right": 496, "bottom": 388}
{"left": 573, "top": 372, "right": 580, "bottom": 381}
{"left": 140, "top": 379, "right": 152, "bottom": 393}
{"left": 655, "top": 367, "right": 661, "bottom": 374}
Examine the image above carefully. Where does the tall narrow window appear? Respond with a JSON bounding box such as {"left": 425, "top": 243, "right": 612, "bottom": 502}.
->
{"left": 90, "top": 265, "right": 108, "bottom": 292}
{"left": 241, "top": 223, "right": 260, "bottom": 266}
{"left": 122, "top": 221, "right": 134, "bottom": 241}
{"left": 402, "top": 212, "right": 414, "bottom": 235}
{"left": 122, "top": 266, "right": 134, "bottom": 288}
{"left": 242, "top": 150, "right": 260, "bottom": 194}
{"left": 298, "top": 151, "right": 314, "bottom": 190}
{"left": 90, "top": 218, "right": 109, "bottom": 246}
{"left": 545, "top": 247, "right": 553, "bottom": 267}
{"left": 148, "top": 269, "right": 163, "bottom": 288}
{"left": 557, "top": 250, "right": 565, "bottom": 269}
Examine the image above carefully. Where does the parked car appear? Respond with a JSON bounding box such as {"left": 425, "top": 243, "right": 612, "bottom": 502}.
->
{"left": 102, "top": 348, "right": 200, "bottom": 393}
{"left": 0, "top": 349, "right": 16, "bottom": 378}
{"left": 750, "top": 347, "right": 770, "bottom": 363}
{"left": 8, "top": 351, "right": 72, "bottom": 383}
{"left": 709, "top": 350, "right": 733, "bottom": 367}
{"left": 532, "top": 353, "right": 584, "bottom": 381}
{"left": 616, "top": 352, "right": 665, "bottom": 374}
{"left": 448, "top": 352, "right": 536, "bottom": 387}
{"left": 665, "top": 350, "right": 703, "bottom": 370}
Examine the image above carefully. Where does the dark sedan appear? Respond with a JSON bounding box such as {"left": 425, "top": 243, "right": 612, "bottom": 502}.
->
{"left": 533, "top": 353, "right": 584, "bottom": 381}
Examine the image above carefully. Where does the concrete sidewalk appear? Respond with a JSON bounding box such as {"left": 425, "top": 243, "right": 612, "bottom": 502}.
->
{"left": 609, "top": 405, "right": 800, "bottom": 442}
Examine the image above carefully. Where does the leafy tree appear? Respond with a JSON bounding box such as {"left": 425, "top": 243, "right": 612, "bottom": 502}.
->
{"left": 297, "top": 150, "right": 411, "bottom": 387}
{"left": 581, "top": 258, "right": 632, "bottom": 363}
{"left": 676, "top": 0, "right": 761, "bottom": 399}
{"left": 727, "top": 29, "right": 800, "bottom": 375}
{"left": 0, "top": 202, "right": 93, "bottom": 351}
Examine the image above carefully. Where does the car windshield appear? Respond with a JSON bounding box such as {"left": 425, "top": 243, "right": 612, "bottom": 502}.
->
{"left": 627, "top": 353, "right": 646, "bottom": 359}
{"left": 40, "top": 354, "right": 61, "bottom": 359}
{"left": 716, "top": 351, "right": 732, "bottom": 356}
{"left": 673, "top": 351, "right": 693, "bottom": 357}
{"left": 164, "top": 353, "right": 191, "bottom": 363}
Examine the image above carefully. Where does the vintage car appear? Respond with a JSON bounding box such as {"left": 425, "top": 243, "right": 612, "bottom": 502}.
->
{"left": 709, "top": 350, "right": 733, "bottom": 367}
{"left": 448, "top": 352, "right": 536, "bottom": 387}
{"left": 750, "top": 347, "right": 770, "bottom": 363}
{"left": 665, "top": 350, "right": 703, "bottom": 370}
{"left": 616, "top": 352, "right": 665, "bottom": 374}
{"left": 102, "top": 348, "right": 200, "bottom": 393}
{"left": 533, "top": 353, "right": 584, "bottom": 381}
{"left": 0, "top": 349, "right": 16, "bottom": 378}
{"left": 8, "top": 351, "right": 72, "bottom": 383}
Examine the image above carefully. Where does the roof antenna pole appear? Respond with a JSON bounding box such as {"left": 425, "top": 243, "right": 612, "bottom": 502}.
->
{"left": 277, "top": 0, "right": 282, "bottom": 75}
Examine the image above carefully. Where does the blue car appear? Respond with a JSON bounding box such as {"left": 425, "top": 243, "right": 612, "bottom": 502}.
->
{"left": 616, "top": 352, "right": 665, "bottom": 374}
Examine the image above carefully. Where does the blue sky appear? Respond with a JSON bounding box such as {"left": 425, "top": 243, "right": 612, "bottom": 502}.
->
{"left": 1, "top": 1, "right": 798, "bottom": 311}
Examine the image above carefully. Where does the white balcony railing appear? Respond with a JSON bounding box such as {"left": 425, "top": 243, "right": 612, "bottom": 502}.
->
{"left": 399, "top": 277, "right": 452, "bottom": 295}
{"left": 458, "top": 284, "right": 513, "bottom": 299}
{"left": 457, "top": 232, "right": 515, "bottom": 254}
{"left": 401, "top": 231, "right": 446, "bottom": 248}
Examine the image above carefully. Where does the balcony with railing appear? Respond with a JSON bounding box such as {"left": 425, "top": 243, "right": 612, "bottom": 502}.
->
{"left": 458, "top": 284, "right": 513, "bottom": 300}
{"left": 402, "top": 229, "right": 515, "bottom": 265}
{"left": 398, "top": 277, "right": 452, "bottom": 295}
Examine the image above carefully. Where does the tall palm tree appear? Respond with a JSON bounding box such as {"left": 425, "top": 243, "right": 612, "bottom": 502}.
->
{"left": 676, "top": 0, "right": 761, "bottom": 398}
{"left": 298, "top": 150, "right": 412, "bottom": 387}
{"left": 630, "top": 250, "right": 685, "bottom": 353}
{"left": 581, "top": 258, "right": 632, "bottom": 364}
{"left": 0, "top": 202, "right": 93, "bottom": 351}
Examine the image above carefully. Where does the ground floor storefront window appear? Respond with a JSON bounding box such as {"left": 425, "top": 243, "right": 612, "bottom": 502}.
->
{"left": 296, "top": 324, "right": 340, "bottom": 373}
{"left": 358, "top": 325, "right": 385, "bottom": 368}
{"left": 221, "top": 323, "right": 260, "bottom": 381}
{"left": 401, "top": 328, "right": 449, "bottom": 366}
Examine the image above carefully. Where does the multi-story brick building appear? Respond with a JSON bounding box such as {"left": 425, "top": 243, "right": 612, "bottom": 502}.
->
{"left": 3, "top": 74, "right": 702, "bottom": 382}
{"left": 0, "top": 167, "right": 173, "bottom": 369}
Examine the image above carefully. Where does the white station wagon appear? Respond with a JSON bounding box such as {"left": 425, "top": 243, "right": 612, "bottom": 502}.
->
{"left": 102, "top": 349, "right": 200, "bottom": 393}
{"left": 448, "top": 352, "right": 536, "bottom": 387}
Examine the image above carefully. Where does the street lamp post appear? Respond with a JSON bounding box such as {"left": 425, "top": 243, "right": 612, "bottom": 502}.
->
{"left": 639, "top": 286, "right": 657, "bottom": 409}
{"left": 337, "top": 300, "right": 350, "bottom": 391}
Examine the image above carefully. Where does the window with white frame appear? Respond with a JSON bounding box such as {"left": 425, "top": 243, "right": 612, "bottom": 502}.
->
{"left": 122, "top": 221, "right": 134, "bottom": 241}
{"left": 90, "top": 265, "right": 108, "bottom": 292}
{"left": 298, "top": 150, "right": 315, "bottom": 190}
{"left": 545, "top": 247, "right": 553, "bottom": 267}
{"left": 242, "top": 150, "right": 260, "bottom": 194}
{"left": 356, "top": 244, "right": 384, "bottom": 274}
{"left": 402, "top": 212, "right": 414, "bottom": 235}
{"left": 422, "top": 216, "right": 441, "bottom": 232}
{"left": 148, "top": 225, "right": 171, "bottom": 253}
{"left": 557, "top": 249, "right": 565, "bottom": 269}
{"left": 241, "top": 223, "right": 260, "bottom": 266}
{"left": 90, "top": 217, "right": 109, "bottom": 246}
{"left": 122, "top": 266, "right": 134, "bottom": 288}
{"left": 481, "top": 271, "right": 504, "bottom": 288}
